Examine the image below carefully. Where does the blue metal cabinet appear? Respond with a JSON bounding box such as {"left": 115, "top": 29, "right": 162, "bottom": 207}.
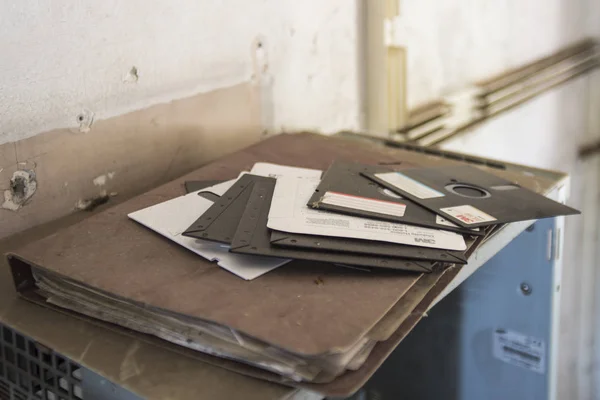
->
{"left": 357, "top": 219, "right": 556, "bottom": 400}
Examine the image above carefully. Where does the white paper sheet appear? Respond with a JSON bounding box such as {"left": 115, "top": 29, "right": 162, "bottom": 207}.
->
{"left": 268, "top": 176, "right": 467, "bottom": 251}
{"left": 250, "top": 162, "right": 322, "bottom": 179}
{"left": 128, "top": 179, "right": 289, "bottom": 280}
{"left": 194, "top": 179, "right": 238, "bottom": 196}
{"left": 436, "top": 215, "right": 480, "bottom": 232}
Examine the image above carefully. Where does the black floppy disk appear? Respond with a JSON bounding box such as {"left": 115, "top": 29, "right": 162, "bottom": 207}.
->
{"left": 307, "top": 161, "right": 482, "bottom": 236}
{"left": 230, "top": 176, "right": 434, "bottom": 272}
{"left": 182, "top": 174, "right": 257, "bottom": 243}
{"left": 270, "top": 231, "right": 468, "bottom": 265}
{"left": 363, "top": 165, "right": 580, "bottom": 228}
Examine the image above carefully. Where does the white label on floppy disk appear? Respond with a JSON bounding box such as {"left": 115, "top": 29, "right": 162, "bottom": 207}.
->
{"left": 436, "top": 215, "right": 459, "bottom": 227}
{"left": 436, "top": 215, "right": 481, "bottom": 232}
{"left": 374, "top": 172, "right": 445, "bottom": 199}
{"left": 321, "top": 191, "right": 406, "bottom": 217}
{"left": 268, "top": 176, "right": 466, "bottom": 251}
{"left": 440, "top": 205, "right": 497, "bottom": 225}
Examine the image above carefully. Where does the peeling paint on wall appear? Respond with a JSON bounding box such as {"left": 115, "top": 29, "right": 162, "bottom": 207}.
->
{"left": 0, "top": 1, "right": 361, "bottom": 146}
{"left": 0, "top": 81, "right": 262, "bottom": 240}
{"left": 75, "top": 190, "right": 118, "bottom": 212}
{"left": 2, "top": 170, "right": 37, "bottom": 211}
{"left": 93, "top": 172, "right": 116, "bottom": 186}
{"left": 76, "top": 109, "right": 95, "bottom": 133}
{"left": 123, "top": 66, "right": 139, "bottom": 83}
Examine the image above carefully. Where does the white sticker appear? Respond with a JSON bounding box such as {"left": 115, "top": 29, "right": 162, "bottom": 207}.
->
{"left": 436, "top": 215, "right": 481, "bottom": 232}
{"left": 374, "top": 172, "right": 445, "bottom": 199}
{"left": 321, "top": 191, "right": 406, "bottom": 217}
{"left": 440, "top": 205, "right": 496, "bottom": 225}
{"left": 436, "top": 215, "right": 460, "bottom": 228}
{"left": 493, "top": 329, "right": 545, "bottom": 374}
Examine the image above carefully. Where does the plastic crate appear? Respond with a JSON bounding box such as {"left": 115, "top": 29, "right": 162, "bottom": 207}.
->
{"left": 0, "top": 322, "right": 83, "bottom": 400}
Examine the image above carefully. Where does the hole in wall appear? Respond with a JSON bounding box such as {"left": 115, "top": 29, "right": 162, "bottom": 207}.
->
{"left": 123, "top": 66, "right": 139, "bottom": 83}
{"left": 2, "top": 170, "right": 37, "bottom": 211}
{"left": 75, "top": 109, "right": 94, "bottom": 133}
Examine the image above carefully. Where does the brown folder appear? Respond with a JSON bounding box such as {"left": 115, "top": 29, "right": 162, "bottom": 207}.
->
{"left": 6, "top": 133, "right": 551, "bottom": 396}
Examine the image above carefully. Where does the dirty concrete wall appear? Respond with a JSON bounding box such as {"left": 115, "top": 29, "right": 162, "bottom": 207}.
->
{"left": 0, "top": 0, "right": 362, "bottom": 238}
{"left": 0, "top": 83, "right": 263, "bottom": 238}
{"left": 0, "top": 0, "right": 361, "bottom": 144}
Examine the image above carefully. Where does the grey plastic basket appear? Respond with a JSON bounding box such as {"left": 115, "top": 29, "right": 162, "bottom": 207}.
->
{"left": 0, "top": 322, "right": 82, "bottom": 400}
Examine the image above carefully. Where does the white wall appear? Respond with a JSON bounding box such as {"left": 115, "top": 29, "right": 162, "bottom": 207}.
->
{"left": 1, "top": 0, "right": 592, "bottom": 145}
{"left": 401, "top": 0, "right": 590, "bottom": 107}
{"left": 0, "top": 0, "right": 361, "bottom": 145}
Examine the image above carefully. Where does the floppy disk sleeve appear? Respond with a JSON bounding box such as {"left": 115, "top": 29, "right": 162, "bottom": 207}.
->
{"left": 364, "top": 165, "right": 580, "bottom": 228}
{"left": 307, "top": 161, "right": 482, "bottom": 236}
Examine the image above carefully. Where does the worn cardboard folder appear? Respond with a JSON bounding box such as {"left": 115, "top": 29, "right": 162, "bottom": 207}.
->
{"left": 308, "top": 161, "right": 482, "bottom": 236}
{"left": 7, "top": 254, "right": 453, "bottom": 396}
{"left": 8, "top": 252, "right": 425, "bottom": 377}
{"left": 5, "top": 133, "right": 553, "bottom": 396}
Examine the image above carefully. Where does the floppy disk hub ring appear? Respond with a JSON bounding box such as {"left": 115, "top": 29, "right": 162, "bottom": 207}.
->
{"left": 378, "top": 187, "right": 403, "bottom": 199}
{"left": 445, "top": 183, "right": 491, "bottom": 199}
